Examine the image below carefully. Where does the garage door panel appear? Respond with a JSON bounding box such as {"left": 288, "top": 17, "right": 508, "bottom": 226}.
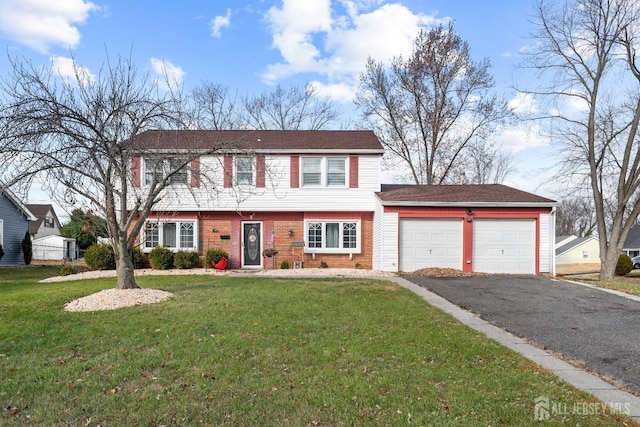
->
{"left": 400, "top": 219, "right": 462, "bottom": 272}
{"left": 473, "top": 219, "right": 535, "bottom": 274}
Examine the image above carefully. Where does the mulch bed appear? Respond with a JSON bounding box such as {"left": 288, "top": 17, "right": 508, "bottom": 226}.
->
{"left": 407, "top": 268, "right": 494, "bottom": 277}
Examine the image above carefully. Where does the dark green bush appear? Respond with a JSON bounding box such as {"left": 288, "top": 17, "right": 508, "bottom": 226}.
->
{"left": 205, "top": 248, "right": 229, "bottom": 267}
{"left": 84, "top": 243, "right": 116, "bottom": 270}
{"left": 59, "top": 263, "right": 79, "bottom": 276}
{"left": 22, "top": 231, "right": 32, "bottom": 265}
{"left": 280, "top": 260, "right": 290, "bottom": 269}
{"left": 130, "top": 247, "right": 146, "bottom": 269}
{"left": 616, "top": 254, "right": 633, "bottom": 276}
{"left": 148, "top": 246, "right": 174, "bottom": 270}
{"left": 174, "top": 250, "right": 200, "bottom": 269}
{"left": 0, "top": 244, "right": 4, "bottom": 260}
{"left": 319, "top": 261, "right": 328, "bottom": 268}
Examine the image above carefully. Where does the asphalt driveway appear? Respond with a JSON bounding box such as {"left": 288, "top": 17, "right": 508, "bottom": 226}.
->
{"left": 403, "top": 274, "right": 640, "bottom": 393}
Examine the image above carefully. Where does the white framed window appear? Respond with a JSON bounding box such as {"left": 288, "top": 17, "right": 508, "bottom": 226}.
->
{"left": 44, "top": 216, "right": 54, "bottom": 228}
{"left": 301, "top": 157, "right": 347, "bottom": 187}
{"left": 143, "top": 220, "right": 197, "bottom": 252}
{"left": 235, "top": 156, "right": 254, "bottom": 185}
{"left": 582, "top": 250, "right": 589, "bottom": 259}
{"left": 143, "top": 157, "right": 188, "bottom": 186}
{"left": 304, "top": 220, "right": 360, "bottom": 254}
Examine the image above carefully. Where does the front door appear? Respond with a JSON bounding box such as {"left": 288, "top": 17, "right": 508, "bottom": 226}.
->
{"left": 243, "top": 222, "right": 262, "bottom": 268}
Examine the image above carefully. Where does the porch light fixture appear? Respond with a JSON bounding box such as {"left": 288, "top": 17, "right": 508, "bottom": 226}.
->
{"left": 466, "top": 208, "right": 474, "bottom": 215}
{"left": 211, "top": 227, "right": 218, "bottom": 233}
{"left": 288, "top": 229, "right": 294, "bottom": 237}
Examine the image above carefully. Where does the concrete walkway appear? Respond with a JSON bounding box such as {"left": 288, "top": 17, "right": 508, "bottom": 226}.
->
{"left": 388, "top": 276, "right": 640, "bottom": 422}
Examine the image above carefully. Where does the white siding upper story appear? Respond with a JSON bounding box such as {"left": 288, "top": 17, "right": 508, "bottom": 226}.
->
{"left": 130, "top": 154, "right": 381, "bottom": 212}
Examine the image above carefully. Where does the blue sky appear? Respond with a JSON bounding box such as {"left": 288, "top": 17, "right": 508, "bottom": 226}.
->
{"left": 0, "top": 0, "right": 555, "bottom": 213}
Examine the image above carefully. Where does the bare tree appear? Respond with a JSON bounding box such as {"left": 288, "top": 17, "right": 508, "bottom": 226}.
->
{"left": 526, "top": 0, "right": 640, "bottom": 279}
{"left": 355, "top": 23, "right": 513, "bottom": 185}
{"left": 190, "top": 81, "right": 241, "bottom": 130}
{"left": 0, "top": 54, "right": 229, "bottom": 289}
{"left": 242, "top": 83, "right": 340, "bottom": 130}
{"left": 555, "top": 197, "right": 597, "bottom": 237}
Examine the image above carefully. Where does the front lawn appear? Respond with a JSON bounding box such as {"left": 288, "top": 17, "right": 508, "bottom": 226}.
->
{"left": 0, "top": 268, "right": 633, "bottom": 426}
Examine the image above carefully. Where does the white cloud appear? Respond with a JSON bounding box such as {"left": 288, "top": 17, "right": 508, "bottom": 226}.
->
{"left": 50, "top": 55, "right": 95, "bottom": 84}
{"left": 0, "top": 0, "right": 97, "bottom": 53}
{"left": 496, "top": 123, "right": 549, "bottom": 153}
{"left": 261, "top": 0, "right": 439, "bottom": 92}
{"left": 211, "top": 8, "right": 231, "bottom": 38}
{"left": 150, "top": 58, "right": 186, "bottom": 90}
{"left": 509, "top": 92, "right": 539, "bottom": 115}
{"left": 310, "top": 80, "right": 356, "bottom": 103}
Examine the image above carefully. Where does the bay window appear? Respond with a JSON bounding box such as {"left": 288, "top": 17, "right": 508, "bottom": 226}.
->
{"left": 143, "top": 220, "right": 197, "bottom": 252}
{"left": 305, "top": 220, "right": 360, "bottom": 253}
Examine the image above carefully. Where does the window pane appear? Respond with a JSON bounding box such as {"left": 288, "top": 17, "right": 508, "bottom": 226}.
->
{"left": 145, "top": 223, "right": 159, "bottom": 248}
{"left": 169, "top": 159, "right": 188, "bottom": 184}
{"left": 308, "top": 222, "right": 322, "bottom": 248}
{"left": 302, "top": 158, "right": 322, "bottom": 186}
{"left": 180, "top": 223, "right": 194, "bottom": 248}
{"left": 236, "top": 157, "right": 254, "bottom": 185}
{"left": 144, "top": 158, "right": 163, "bottom": 185}
{"left": 163, "top": 222, "right": 176, "bottom": 247}
{"left": 326, "top": 223, "right": 339, "bottom": 248}
{"left": 327, "top": 158, "right": 345, "bottom": 186}
{"left": 343, "top": 222, "right": 357, "bottom": 248}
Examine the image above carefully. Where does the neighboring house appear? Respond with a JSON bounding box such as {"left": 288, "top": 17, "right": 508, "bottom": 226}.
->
{"left": 32, "top": 235, "right": 77, "bottom": 261}
{"left": 0, "top": 187, "right": 37, "bottom": 265}
{"left": 373, "top": 184, "right": 556, "bottom": 274}
{"left": 623, "top": 224, "right": 640, "bottom": 258}
{"left": 25, "top": 204, "right": 63, "bottom": 239}
{"left": 129, "top": 130, "right": 556, "bottom": 275}
{"left": 555, "top": 235, "right": 600, "bottom": 265}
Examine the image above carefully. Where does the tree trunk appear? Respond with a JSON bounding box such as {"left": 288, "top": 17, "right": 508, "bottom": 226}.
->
{"left": 115, "top": 237, "right": 139, "bottom": 289}
{"left": 599, "top": 249, "right": 618, "bottom": 281}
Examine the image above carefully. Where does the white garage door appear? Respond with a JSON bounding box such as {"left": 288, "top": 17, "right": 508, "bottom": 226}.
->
{"left": 473, "top": 219, "right": 535, "bottom": 274}
{"left": 399, "top": 219, "right": 462, "bottom": 272}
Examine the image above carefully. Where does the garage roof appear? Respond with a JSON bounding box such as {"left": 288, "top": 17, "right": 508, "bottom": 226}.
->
{"left": 377, "top": 184, "right": 556, "bottom": 207}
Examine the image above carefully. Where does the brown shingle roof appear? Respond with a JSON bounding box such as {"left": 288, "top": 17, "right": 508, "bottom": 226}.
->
{"left": 377, "top": 184, "right": 556, "bottom": 205}
{"left": 25, "top": 204, "right": 57, "bottom": 235}
{"left": 132, "top": 130, "right": 384, "bottom": 153}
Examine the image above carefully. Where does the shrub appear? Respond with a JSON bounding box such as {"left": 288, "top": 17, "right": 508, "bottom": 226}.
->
{"left": 84, "top": 243, "right": 116, "bottom": 270}
{"left": 131, "top": 247, "right": 146, "bottom": 269}
{"left": 280, "top": 260, "right": 290, "bottom": 269}
{"left": 616, "top": 254, "right": 633, "bottom": 276}
{"left": 205, "top": 248, "right": 229, "bottom": 267}
{"left": 22, "top": 231, "right": 32, "bottom": 265}
{"left": 174, "top": 250, "right": 200, "bottom": 269}
{"left": 148, "top": 246, "right": 174, "bottom": 270}
{"left": 319, "top": 261, "right": 328, "bottom": 268}
{"left": 59, "top": 263, "right": 79, "bottom": 276}
{"left": 0, "top": 244, "right": 4, "bottom": 260}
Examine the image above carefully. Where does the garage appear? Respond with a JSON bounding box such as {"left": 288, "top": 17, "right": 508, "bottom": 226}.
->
{"left": 473, "top": 219, "right": 535, "bottom": 274}
{"left": 399, "top": 218, "right": 462, "bottom": 272}
{"left": 374, "top": 184, "right": 556, "bottom": 275}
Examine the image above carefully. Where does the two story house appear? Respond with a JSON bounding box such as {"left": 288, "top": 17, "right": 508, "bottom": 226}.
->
{"left": 129, "top": 130, "right": 556, "bottom": 274}
{"left": 130, "top": 130, "right": 384, "bottom": 270}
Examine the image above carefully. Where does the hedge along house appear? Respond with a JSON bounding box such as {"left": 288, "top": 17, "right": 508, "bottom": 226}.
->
{"left": 373, "top": 184, "right": 557, "bottom": 275}
{"left": 129, "top": 130, "right": 385, "bottom": 269}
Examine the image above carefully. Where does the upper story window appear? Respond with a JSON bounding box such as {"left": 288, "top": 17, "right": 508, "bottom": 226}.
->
{"left": 44, "top": 216, "right": 54, "bottom": 228}
{"left": 301, "top": 157, "right": 347, "bottom": 187}
{"left": 144, "top": 157, "right": 188, "bottom": 186}
{"left": 235, "top": 156, "right": 254, "bottom": 185}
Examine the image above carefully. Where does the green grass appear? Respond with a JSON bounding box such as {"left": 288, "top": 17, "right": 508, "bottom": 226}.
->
{"left": 0, "top": 268, "right": 634, "bottom": 426}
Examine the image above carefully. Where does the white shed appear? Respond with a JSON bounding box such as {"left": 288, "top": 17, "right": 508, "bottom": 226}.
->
{"left": 32, "top": 235, "right": 77, "bottom": 260}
